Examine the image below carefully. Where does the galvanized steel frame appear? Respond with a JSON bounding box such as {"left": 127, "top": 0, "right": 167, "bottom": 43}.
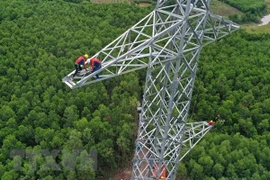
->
{"left": 62, "top": 0, "right": 239, "bottom": 179}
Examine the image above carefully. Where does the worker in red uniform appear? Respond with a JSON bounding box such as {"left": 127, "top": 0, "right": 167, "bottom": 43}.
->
{"left": 208, "top": 120, "right": 215, "bottom": 127}
{"left": 90, "top": 57, "right": 101, "bottom": 78}
{"left": 72, "top": 54, "right": 89, "bottom": 78}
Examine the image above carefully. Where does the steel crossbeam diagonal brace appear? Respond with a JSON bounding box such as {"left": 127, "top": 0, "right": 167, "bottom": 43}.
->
{"left": 134, "top": 121, "right": 212, "bottom": 160}
{"left": 180, "top": 121, "right": 213, "bottom": 162}
{"left": 62, "top": 0, "right": 239, "bottom": 89}
{"left": 130, "top": 0, "right": 239, "bottom": 179}
{"left": 62, "top": 0, "right": 239, "bottom": 179}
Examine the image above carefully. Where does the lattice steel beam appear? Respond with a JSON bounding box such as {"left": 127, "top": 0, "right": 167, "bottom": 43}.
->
{"left": 62, "top": 0, "right": 239, "bottom": 179}
{"left": 62, "top": 0, "right": 239, "bottom": 90}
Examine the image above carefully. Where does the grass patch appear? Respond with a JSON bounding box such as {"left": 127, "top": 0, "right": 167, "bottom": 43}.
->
{"left": 210, "top": 0, "right": 244, "bottom": 17}
{"left": 265, "top": 0, "right": 270, "bottom": 12}
{"left": 138, "top": 3, "right": 151, "bottom": 7}
{"left": 244, "top": 23, "right": 270, "bottom": 34}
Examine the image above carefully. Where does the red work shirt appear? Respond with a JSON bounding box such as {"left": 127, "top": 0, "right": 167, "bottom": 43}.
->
{"left": 75, "top": 56, "right": 86, "bottom": 69}
{"left": 90, "top": 58, "right": 101, "bottom": 69}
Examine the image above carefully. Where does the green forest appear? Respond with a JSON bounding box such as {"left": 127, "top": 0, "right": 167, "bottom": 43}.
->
{"left": 0, "top": 0, "right": 270, "bottom": 179}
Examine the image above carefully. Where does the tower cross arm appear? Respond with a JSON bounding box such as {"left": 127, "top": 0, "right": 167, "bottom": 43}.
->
{"left": 202, "top": 13, "right": 240, "bottom": 46}
{"left": 179, "top": 121, "right": 213, "bottom": 162}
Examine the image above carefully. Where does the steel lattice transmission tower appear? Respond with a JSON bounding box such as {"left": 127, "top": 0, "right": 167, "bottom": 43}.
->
{"left": 63, "top": 0, "right": 240, "bottom": 179}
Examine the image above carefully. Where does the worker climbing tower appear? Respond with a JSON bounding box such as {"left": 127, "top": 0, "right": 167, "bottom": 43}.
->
{"left": 63, "top": 0, "right": 240, "bottom": 179}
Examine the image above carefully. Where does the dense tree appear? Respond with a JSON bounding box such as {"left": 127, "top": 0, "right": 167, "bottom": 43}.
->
{"left": 1, "top": 0, "right": 270, "bottom": 179}
{"left": 184, "top": 30, "right": 270, "bottom": 179}
{"left": 0, "top": 0, "right": 152, "bottom": 178}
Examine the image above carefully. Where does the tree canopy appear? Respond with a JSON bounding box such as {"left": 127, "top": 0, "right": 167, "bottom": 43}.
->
{"left": 0, "top": 0, "right": 151, "bottom": 179}
{"left": 179, "top": 30, "right": 270, "bottom": 179}
{"left": 0, "top": 0, "right": 270, "bottom": 179}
